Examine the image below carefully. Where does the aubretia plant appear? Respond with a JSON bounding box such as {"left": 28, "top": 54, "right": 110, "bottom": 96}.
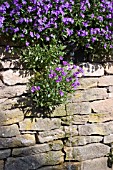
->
{"left": 29, "top": 56, "right": 83, "bottom": 110}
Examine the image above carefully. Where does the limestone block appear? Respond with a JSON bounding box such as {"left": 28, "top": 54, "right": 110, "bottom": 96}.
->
{"left": 0, "top": 160, "right": 4, "bottom": 170}
{"left": 0, "top": 134, "right": 36, "bottom": 149}
{"left": 0, "top": 124, "right": 20, "bottom": 137}
{"left": 0, "top": 98, "right": 18, "bottom": 110}
{"left": 0, "top": 85, "right": 27, "bottom": 99}
{"left": 66, "top": 102, "right": 91, "bottom": 115}
{"left": 78, "top": 78, "right": 98, "bottom": 89}
{"left": 104, "top": 134, "right": 113, "bottom": 144}
{"left": 78, "top": 122, "right": 113, "bottom": 136}
{"left": 98, "top": 76, "right": 113, "bottom": 86}
{"left": 12, "top": 140, "right": 63, "bottom": 157}
{"left": 73, "top": 88, "right": 108, "bottom": 102}
{"left": 108, "top": 86, "right": 113, "bottom": 92}
{"left": 64, "top": 143, "right": 110, "bottom": 161}
{"left": 19, "top": 118, "right": 61, "bottom": 131}
{"left": 1, "top": 69, "right": 31, "bottom": 85}
{"left": 104, "top": 62, "right": 113, "bottom": 74}
{"left": 81, "top": 157, "right": 110, "bottom": 170}
{"left": 5, "top": 151, "right": 64, "bottom": 170}
{"left": 64, "top": 125, "right": 78, "bottom": 137}
{"left": 0, "top": 108, "right": 24, "bottom": 126}
{"left": 37, "top": 129, "right": 65, "bottom": 143}
{"left": 65, "top": 136, "right": 103, "bottom": 146}
{"left": 50, "top": 104, "right": 66, "bottom": 117}
{"left": 72, "top": 115, "right": 89, "bottom": 124}
{"left": 89, "top": 113, "right": 113, "bottom": 123}
{"left": 0, "top": 149, "right": 11, "bottom": 159}
{"left": 38, "top": 162, "right": 81, "bottom": 170}
{"left": 0, "top": 59, "right": 21, "bottom": 69}
{"left": 91, "top": 99, "right": 113, "bottom": 113}
{"left": 80, "top": 63, "right": 104, "bottom": 76}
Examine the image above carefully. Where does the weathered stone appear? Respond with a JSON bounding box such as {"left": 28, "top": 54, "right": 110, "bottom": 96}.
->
{"left": 38, "top": 162, "right": 81, "bottom": 170}
{"left": 61, "top": 115, "right": 89, "bottom": 125}
{"left": 37, "top": 129, "right": 65, "bottom": 143}
{"left": 0, "top": 59, "right": 21, "bottom": 69}
{"left": 5, "top": 151, "right": 64, "bottom": 170}
{"left": 64, "top": 125, "right": 78, "bottom": 137}
{"left": 104, "top": 134, "right": 113, "bottom": 144}
{"left": 78, "top": 122, "right": 113, "bottom": 136}
{"left": 0, "top": 85, "right": 27, "bottom": 99}
{"left": 1, "top": 69, "right": 30, "bottom": 85}
{"left": 91, "top": 99, "right": 113, "bottom": 113}
{"left": 0, "top": 98, "right": 18, "bottom": 110}
{"left": 51, "top": 104, "right": 66, "bottom": 117}
{"left": 0, "top": 134, "right": 35, "bottom": 149}
{"left": 12, "top": 140, "right": 63, "bottom": 157}
{"left": 0, "top": 160, "right": 4, "bottom": 170}
{"left": 0, "top": 108, "right": 24, "bottom": 126}
{"left": 64, "top": 143, "right": 110, "bottom": 161}
{"left": 89, "top": 113, "right": 113, "bottom": 123}
{"left": 72, "top": 115, "right": 89, "bottom": 124}
{"left": 72, "top": 88, "right": 108, "bottom": 102}
{"left": 81, "top": 157, "right": 110, "bottom": 170}
{"left": 108, "top": 86, "right": 113, "bottom": 92}
{"left": 104, "top": 62, "right": 113, "bottom": 74}
{"left": 65, "top": 136, "right": 103, "bottom": 146}
{"left": 80, "top": 63, "right": 104, "bottom": 77}
{"left": 0, "top": 149, "right": 11, "bottom": 159}
{"left": 66, "top": 102, "right": 91, "bottom": 115}
{"left": 0, "top": 80, "right": 4, "bottom": 87}
{"left": 19, "top": 118, "right": 61, "bottom": 131}
{"left": 78, "top": 78, "right": 98, "bottom": 89}
{"left": 0, "top": 124, "right": 19, "bottom": 137}
{"left": 98, "top": 76, "right": 113, "bottom": 86}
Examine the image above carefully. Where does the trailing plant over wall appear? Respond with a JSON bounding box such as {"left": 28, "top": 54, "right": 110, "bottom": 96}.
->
{"left": 0, "top": 0, "right": 112, "bottom": 110}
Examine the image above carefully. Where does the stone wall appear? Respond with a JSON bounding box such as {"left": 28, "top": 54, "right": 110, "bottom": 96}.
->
{"left": 0, "top": 46, "right": 113, "bottom": 170}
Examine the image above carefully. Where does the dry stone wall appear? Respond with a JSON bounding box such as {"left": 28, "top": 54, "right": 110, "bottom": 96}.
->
{"left": 0, "top": 46, "right": 113, "bottom": 170}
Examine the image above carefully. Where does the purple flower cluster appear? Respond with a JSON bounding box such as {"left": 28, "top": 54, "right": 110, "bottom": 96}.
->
{"left": 48, "top": 56, "right": 83, "bottom": 96}
{"left": 31, "top": 86, "right": 40, "bottom": 93}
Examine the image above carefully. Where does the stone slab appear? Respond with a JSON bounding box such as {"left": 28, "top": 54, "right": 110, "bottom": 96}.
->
{"left": 19, "top": 118, "right": 61, "bottom": 131}
{"left": 0, "top": 149, "right": 11, "bottom": 159}
{"left": 0, "top": 160, "right": 4, "bottom": 170}
{"left": 64, "top": 143, "right": 110, "bottom": 161}
{"left": 0, "top": 124, "right": 20, "bottom": 137}
{"left": 98, "top": 76, "right": 113, "bottom": 86}
{"left": 5, "top": 151, "right": 64, "bottom": 170}
{"left": 0, "top": 134, "right": 35, "bottom": 149}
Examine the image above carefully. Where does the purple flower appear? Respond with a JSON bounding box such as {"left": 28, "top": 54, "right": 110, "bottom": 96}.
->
{"left": 26, "top": 41, "right": 29, "bottom": 46}
{"left": 59, "top": 90, "right": 64, "bottom": 96}
{"left": 31, "top": 86, "right": 36, "bottom": 93}
{"left": 63, "top": 61, "right": 68, "bottom": 66}
{"left": 56, "top": 76, "right": 62, "bottom": 83}
{"left": 91, "top": 37, "right": 96, "bottom": 43}
{"left": 30, "top": 31, "right": 34, "bottom": 37}
{"left": 59, "top": 56, "right": 63, "bottom": 60}
{"left": 35, "top": 86, "right": 40, "bottom": 91}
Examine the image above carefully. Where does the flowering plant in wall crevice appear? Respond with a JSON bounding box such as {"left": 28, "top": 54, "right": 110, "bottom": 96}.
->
{"left": 0, "top": 0, "right": 112, "bottom": 111}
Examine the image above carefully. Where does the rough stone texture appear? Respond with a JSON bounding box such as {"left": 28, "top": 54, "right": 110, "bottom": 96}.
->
{"left": 0, "top": 134, "right": 35, "bottom": 149}
{"left": 104, "top": 134, "right": 113, "bottom": 144}
{"left": 73, "top": 88, "right": 108, "bottom": 102}
{"left": 0, "top": 124, "right": 20, "bottom": 137}
{"left": 0, "top": 59, "right": 21, "bottom": 69}
{"left": 91, "top": 99, "right": 113, "bottom": 113}
{"left": 80, "top": 63, "right": 104, "bottom": 76}
{"left": 0, "top": 149, "right": 11, "bottom": 159}
{"left": 66, "top": 102, "right": 91, "bottom": 115}
{"left": 98, "top": 76, "right": 113, "bottom": 86}
{"left": 78, "top": 122, "right": 113, "bottom": 136}
{"left": 19, "top": 118, "right": 61, "bottom": 131}
{"left": 50, "top": 104, "right": 66, "bottom": 117}
{"left": 0, "top": 160, "right": 4, "bottom": 170}
{"left": 108, "top": 86, "right": 113, "bottom": 92}
{"left": 104, "top": 62, "right": 113, "bottom": 74}
{"left": 78, "top": 78, "right": 98, "bottom": 89}
{"left": 65, "top": 136, "right": 103, "bottom": 146}
{"left": 0, "top": 108, "right": 24, "bottom": 126}
{"left": 81, "top": 157, "right": 111, "bottom": 170}
{"left": 89, "top": 113, "right": 113, "bottom": 123}
{"left": 0, "top": 85, "right": 27, "bottom": 99}
{"left": 64, "top": 143, "right": 110, "bottom": 161}
{"left": 61, "top": 115, "right": 89, "bottom": 125}
{"left": 12, "top": 140, "right": 63, "bottom": 157}
{"left": 37, "top": 128, "right": 65, "bottom": 143}
{"left": 5, "top": 151, "right": 64, "bottom": 170}
{"left": 1, "top": 69, "right": 30, "bottom": 85}
{"left": 64, "top": 125, "right": 78, "bottom": 137}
